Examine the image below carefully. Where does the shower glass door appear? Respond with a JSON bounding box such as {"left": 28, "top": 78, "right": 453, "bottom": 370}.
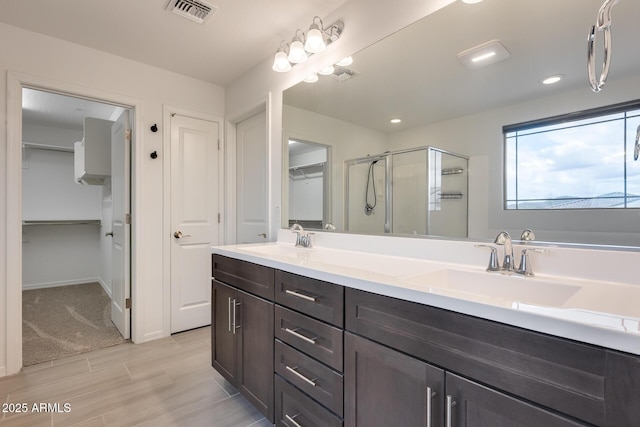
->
{"left": 345, "top": 156, "right": 388, "bottom": 234}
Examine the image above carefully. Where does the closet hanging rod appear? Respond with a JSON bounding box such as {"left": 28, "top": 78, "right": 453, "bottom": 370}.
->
{"left": 289, "top": 161, "right": 325, "bottom": 170}
{"left": 22, "top": 220, "right": 101, "bottom": 226}
{"left": 22, "top": 143, "right": 74, "bottom": 153}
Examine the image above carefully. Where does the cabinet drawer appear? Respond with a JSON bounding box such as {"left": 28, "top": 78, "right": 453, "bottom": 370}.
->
{"left": 275, "top": 270, "right": 344, "bottom": 327}
{"left": 345, "top": 287, "right": 607, "bottom": 426}
{"left": 276, "top": 306, "right": 343, "bottom": 371}
{"left": 275, "top": 340, "right": 344, "bottom": 417}
{"left": 212, "top": 254, "right": 275, "bottom": 300}
{"left": 275, "top": 375, "right": 343, "bottom": 427}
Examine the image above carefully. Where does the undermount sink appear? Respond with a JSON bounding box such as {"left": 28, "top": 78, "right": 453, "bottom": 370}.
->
{"left": 400, "top": 269, "right": 582, "bottom": 307}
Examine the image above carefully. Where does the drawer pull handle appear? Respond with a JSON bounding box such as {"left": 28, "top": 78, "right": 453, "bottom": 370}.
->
{"left": 285, "top": 289, "right": 318, "bottom": 302}
{"left": 285, "top": 414, "right": 303, "bottom": 427}
{"left": 285, "top": 365, "right": 317, "bottom": 387}
{"left": 284, "top": 327, "right": 318, "bottom": 344}
{"left": 446, "top": 395, "right": 457, "bottom": 427}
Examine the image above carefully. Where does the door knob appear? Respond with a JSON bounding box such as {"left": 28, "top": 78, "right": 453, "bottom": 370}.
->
{"left": 258, "top": 233, "right": 267, "bottom": 238}
{"left": 105, "top": 231, "right": 113, "bottom": 237}
{"left": 174, "top": 231, "right": 192, "bottom": 239}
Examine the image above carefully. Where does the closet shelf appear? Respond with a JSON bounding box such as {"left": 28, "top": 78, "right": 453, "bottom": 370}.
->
{"left": 22, "top": 220, "right": 101, "bottom": 226}
{"left": 22, "top": 143, "right": 74, "bottom": 153}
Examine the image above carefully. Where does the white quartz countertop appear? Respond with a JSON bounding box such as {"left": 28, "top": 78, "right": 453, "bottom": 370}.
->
{"left": 211, "top": 239, "right": 640, "bottom": 356}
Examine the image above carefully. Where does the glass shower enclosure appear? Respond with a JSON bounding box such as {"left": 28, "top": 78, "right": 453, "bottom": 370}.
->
{"left": 345, "top": 146, "right": 468, "bottom": 237}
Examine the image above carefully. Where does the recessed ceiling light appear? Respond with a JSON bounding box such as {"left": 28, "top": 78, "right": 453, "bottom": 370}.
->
{"left": 457, "top": 40, "right": 510, "bottom": 69}
{"left": 390, "top": 118, "right": 402, "bottom": 124}
{"left": 461, "top": 0, "right": 483, "bottom": 3}
{"left": 541, "top": 74, "right": 564, "bottom": 85}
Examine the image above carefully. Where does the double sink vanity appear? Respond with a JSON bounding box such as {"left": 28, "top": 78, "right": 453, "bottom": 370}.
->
{"left": 210, "top": 230, "right": 640, "bottom": 426}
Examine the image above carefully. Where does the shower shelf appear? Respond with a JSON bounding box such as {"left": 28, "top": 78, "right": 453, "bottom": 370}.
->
{"left": 440, "top": 192, "right": 464, "bottom": 200}
{"left": 441, "top": 168, "right": 464, "bottom": 175}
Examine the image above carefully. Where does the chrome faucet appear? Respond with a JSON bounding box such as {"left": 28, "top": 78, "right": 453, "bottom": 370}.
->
{"left": 290, "top": 223, "right": 313, "bottom": 248}
{"left": 494, "top": 231, "right": 515, "bottom": 272}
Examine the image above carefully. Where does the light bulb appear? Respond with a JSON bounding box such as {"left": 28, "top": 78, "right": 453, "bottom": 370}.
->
{"left": 288, "top": 39, "right": 307, "bottom": 64}
{"left": 305, "top": 27, "right": 326, "bottom": 53}
{"left": 303, "top": 73, "right": 319, "bottom": 83}
{"left": 272, "top": 51, "right": 291, "bottom": 72}
{"left": 318, "top": 65, "right": 335, "bottom": 75}
{"left": 336, "top": 56, "right": 353, "bottom": 67}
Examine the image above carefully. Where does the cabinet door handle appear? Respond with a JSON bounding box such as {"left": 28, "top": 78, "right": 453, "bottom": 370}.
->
{"left": 227, "top": 297, "right": 232, "bottom": 332}
{"left": 284, "top": 327, "right": 317, "bottom": 344}
{"left": 285, "top": 414, "right": 303, "bottom": 427}
{"left": 446, "top": 395, "right": 457, "bottom": 427}
{"left": 426, "top": 387, "right": 437, "bottom": 427}
{"left": 232, "top": 299, "right": 240, "bottom": 334}
{"left": 285, "top": 365, "right": 317, "bottom": 387}
{"left": 285, "top": 289, "right": 318, "bottom": 302}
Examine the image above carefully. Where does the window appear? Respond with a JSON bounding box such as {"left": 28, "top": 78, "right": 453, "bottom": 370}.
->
{"left": 504, "top": 102, "right": 640, "bottom": 210}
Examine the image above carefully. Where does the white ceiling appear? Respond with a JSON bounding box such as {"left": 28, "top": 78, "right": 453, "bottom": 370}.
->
{"left": 0, "top": 0, "right": 348, "bottom": 86}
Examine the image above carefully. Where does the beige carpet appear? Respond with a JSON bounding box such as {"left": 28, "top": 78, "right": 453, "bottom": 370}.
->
{"left": 22, "top": 282, "right": 125, "bottom": 366}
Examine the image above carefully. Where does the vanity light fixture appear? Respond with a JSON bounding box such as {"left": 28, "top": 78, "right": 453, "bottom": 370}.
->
{"left": 271, "top": 17, "right": 344, "bottom": 73}
{"left": 305, "top": 17, "right": 327, "bottom": 53}
{"left": 303, "top": 73, "right": 319, "bottom": 83}
{"left": 272, "top": 44, "right": 292, "bottom": 72}
{"left": 318, "top": 65, "right": 335, "bottom": 76}
{"left": 457, "top": 40, "right": 510, "bottom": 69}
{"left": 336, "top": 56, "right": 353, "bottom": 67}
{"left": 461, "top": 0, "right": 483, "bottom": 4}
{"left": 288, "top": 30, "right": 308, "bottom": 64}
{"left": 541, "top": 74, "right": 564, "bottom": 85}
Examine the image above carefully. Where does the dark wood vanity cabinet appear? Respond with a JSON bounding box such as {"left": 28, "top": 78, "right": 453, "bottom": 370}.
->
{"left": 212, "top": 255, "right": 275, "bottom": 422}
{"left": 345, "top": 287, "right": 640, "bottom": 427}
{"left": 210, "top": 254, "right": 640, "bottom": 427}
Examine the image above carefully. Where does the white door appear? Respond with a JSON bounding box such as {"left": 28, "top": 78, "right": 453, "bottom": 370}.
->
{"left": 111, "top": 110, "right": 131, "bottom": 339}
{"left": 170, "top": 114, "right": 220, "bottom": 333}
{"left": 236, "top": 111, "right": 268, "bottom": 243}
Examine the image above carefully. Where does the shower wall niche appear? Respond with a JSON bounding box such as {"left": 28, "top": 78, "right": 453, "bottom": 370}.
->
{"left": 345, "top": 146, "right": 468, "bottom": 238}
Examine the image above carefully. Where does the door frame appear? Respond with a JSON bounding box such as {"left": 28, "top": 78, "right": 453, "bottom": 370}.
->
{"left": 5, "top": 71, "right": 140, "bottom": 375}
{"left": 225, "top": 96, "right": 270, "bottom": 244}
{"left": 161, "top": 105, "right": 224, "bottom": 335}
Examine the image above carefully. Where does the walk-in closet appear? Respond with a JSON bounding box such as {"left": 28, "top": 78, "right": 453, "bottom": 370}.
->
{"left": 21, "top": 88, "right": 130, "bottom": 366}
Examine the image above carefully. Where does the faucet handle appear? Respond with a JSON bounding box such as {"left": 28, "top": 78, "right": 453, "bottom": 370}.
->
{"left": 520, "top": 229, "right": 535, "bottom": 242}
{"left": 516, "top": 248, "right": 548, "bottom": 276}
{"left": 475, "top": 244, "right": 501, "bottom": 272}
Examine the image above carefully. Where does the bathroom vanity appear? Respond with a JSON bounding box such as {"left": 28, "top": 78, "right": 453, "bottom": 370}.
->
{"left": 211, "top": 231, "right": 640, "bottom": 426}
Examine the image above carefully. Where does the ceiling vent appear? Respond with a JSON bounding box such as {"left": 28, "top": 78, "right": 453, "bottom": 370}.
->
{"left": 166, "top": 0, "right": 217, "bottom": 24}
{"left": 327, "top": 67, "right": 359, "bottom": 82}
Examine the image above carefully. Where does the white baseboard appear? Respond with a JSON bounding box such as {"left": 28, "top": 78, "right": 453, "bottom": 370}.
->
{"left": 22, "top": 277, "right": 102, "bottom": 291}
{"left": 97, "top": 278, "right": 112, "bottom": 298}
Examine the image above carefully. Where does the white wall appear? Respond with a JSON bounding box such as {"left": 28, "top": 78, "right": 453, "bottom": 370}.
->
{"left": 284, "top": 105, "right": 389, "bottom": 229}
{"left": 387, "top": 73, "right": 640, "bottom": 245}
{"left": 0, "top": 22, "right": 225, "bottom": 375}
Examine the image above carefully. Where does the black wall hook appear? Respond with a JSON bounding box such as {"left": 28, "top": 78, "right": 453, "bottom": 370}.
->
{"left": 150, "top": 124, "right": 158, "bottom": 132}
{"left": 150, "top": 151, "right": 158, "bottom": 159}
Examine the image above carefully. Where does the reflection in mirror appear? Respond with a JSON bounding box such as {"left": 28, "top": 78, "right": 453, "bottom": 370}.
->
{"left": 282, "top": 0, "right": 640, "bottom": 246}
{"left": 344, "top": 147, "right": 468, "bottom": 238}
{"left": 288, "top": 139, "right": 330, "bottom": 229}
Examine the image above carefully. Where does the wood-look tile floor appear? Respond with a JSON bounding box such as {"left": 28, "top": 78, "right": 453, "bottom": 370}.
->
{"left": 0, "top": 326, "right": 271, "bottom": 427}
